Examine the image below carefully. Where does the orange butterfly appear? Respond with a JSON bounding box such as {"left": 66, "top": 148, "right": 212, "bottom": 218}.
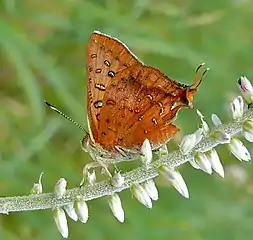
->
{"left": 84, "top": 31, "right": 206, "bottom": 157}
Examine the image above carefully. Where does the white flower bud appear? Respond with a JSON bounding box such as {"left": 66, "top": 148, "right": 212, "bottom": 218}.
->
{"left": 54, "top": 178, "right": 67, "bottom": 198}
{"left": 194, "top": 128, "right": 204, "bottom": 145}
{"left": 108, "top": 194, "right": 124, "bottom": 223}
{"left": 227, "top": 138, "right": 251, "bottom": 162}
{"left": 180, "top": 129, "right": 203, "bottom": 155}
{"left": 230, "top": 96, "right": 244, "bottom": 120}
{"left": 131, "top": 183, "right": 152, "bottom": 209}
{"left": 143, "top": 179, "right": 159, "bottom": 201}
{"left": 30, "top": 172, "right": 43, "bottom": 195}
{"left": 212, "top": 130, "right": 231, "bottom": 144}
{"left": 158, "top": 166, "right": 189, "bottom": 198}
{"left": 141, "top": 139, "right": 153, "bottom": 167}
{"left": 206, "top": 149, "right": 224, "bottom": 178}
{"left": 189, "top": 159, "right": 200, "bottom": 169}
{"left": 53, "top": 207, "right": 68, "bottom": 238}
{"left": 63, "top": 203, "right": 78, "bottom": 221}
{"left": 179, "top": 133, "right": 196, "bottom": 155}
{"left": 87, "top": 170, "right": 96, "bottom": 185}
{"left": 243, "top": 120, "right": 253, "bottom": 142}
{"left": 111, "top": 171, "right": 125, "bottom": 188}
{"left": 211, "top": 114, "right": 222, "bottom": 126}
{"left": 196, "top": 109, "right": 209, "bottom": 134}
{"left": 80, "top": 168, "right": 97, "bottom": 187}
{"left": 237, "top": 76, "right": 253, "bottom": 106}
{"left": 74, "top": 199, "right": 89, "bottom": 223}
{"left": 194, "top": 152, "right": 212, "bottom": 174}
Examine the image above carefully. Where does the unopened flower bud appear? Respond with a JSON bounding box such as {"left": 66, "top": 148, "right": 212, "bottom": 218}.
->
{"left": 131, "top": 183, "right": 152, "bottom": 208}
{"left": 54, "top": 178, "right": 67, "bottom": 198}
{"left": 230, "top": 96, "right": 244, "bottom": 120}
{"left": 212, "top": 130, "right": 231, "bottom": 144}
{"left": 63, "top": 203, "right": 78, "bottom": 221}
{"left": 53, "top": 207, "right": 68, "bottom": 238}
{"left": 30, "top": 172, "right": 43, "bottom": 195}
{"left": 111, "top": 171, "right": 125, "bottom": 188}
{"left": 243, "top": 120, "right": 253, "bottom": 142}
{"left": 108, "top": 194, "right": 124, "bottom": 223}
{"left": 227, "top": 138, "right": 251, "bottom": 162}
{"left": 237, "top": 76, "right": 253, "bottom": 106}
{"left": 211, "top": 114, "right": 222, "bottom": 126}
{"left": 206, "top": 149, "right": 224, "bottom": 178}
{"left": 180, "top": 133, "right": 196, "bottom": 155}
{"left": 194, "top": 152, "right": 212, "bottom": 174}
{"left": 196, "top": 109, "right": 209, "bottom": 134}
{"left": 143, "top": 179, "right": 159, "bottom": 201}
{"left": 158, "top": 166, "right": 189, "bottom": 198}
{"left": 141, "top": 139, "right": 153, "bottom": 167}
{"left": 74, "top": 199, "right": 89, "bottom": 223}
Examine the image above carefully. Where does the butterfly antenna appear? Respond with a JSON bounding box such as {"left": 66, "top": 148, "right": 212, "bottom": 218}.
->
{"left": 195, "top": 62, "right": 206, "bottom": 73}
{"left": 196, "top": 67, "right": 209, "bottom": 88}
{"left": 192, "top": 63, "right": 208, "bottom": 88}
{"left": 44, "top": 100, "right": 87, "bottom": 133}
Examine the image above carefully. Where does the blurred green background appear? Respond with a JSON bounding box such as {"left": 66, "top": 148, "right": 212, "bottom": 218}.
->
{"left": 1, "top": 0, "right": 253, "bottom": 239}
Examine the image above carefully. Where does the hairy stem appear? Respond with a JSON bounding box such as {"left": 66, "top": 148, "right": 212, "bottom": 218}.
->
{"left": 1, "top": 109, "right": 252, "bottom": 214}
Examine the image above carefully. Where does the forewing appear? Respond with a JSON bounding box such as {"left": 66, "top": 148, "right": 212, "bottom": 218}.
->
{"left": 86, "top": 31, "right": 140, "bottom": 140}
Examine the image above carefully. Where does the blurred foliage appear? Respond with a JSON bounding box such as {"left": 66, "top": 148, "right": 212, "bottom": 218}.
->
{"left": 1, "top": 0, "right": 253, "bottom": 239}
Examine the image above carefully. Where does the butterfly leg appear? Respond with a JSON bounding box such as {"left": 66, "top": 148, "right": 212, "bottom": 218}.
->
{"left": 81, "top": 135, "right": 114, "bottom": 178}
{"left": 114, "top": 146, "right": 141, "bottom": 160}
{"left": 162, "top": 104, "right": 186, "bottom": 123}
{"left": 80, "top": 161, "right": 112, "bottom": 187}
{"left": 80, "top": 162, "right": 100, "bottom": 187}
{"left": 153, "top": 144, "right": 169, "bottom": 158}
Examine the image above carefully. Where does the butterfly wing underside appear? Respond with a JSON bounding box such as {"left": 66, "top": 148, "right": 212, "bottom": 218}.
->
{"left": 86, "top": 31, "right": 140, "bottom": 141}
{"left": 98, "top": 65, "right": 183, "bottom": 150}
{"left": 87, "top": 31, "right": 190, "bottom": 151}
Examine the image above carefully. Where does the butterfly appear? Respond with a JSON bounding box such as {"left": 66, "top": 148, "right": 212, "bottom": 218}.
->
{"left": 82, "top": 31, "right": 206, "bottom": 159}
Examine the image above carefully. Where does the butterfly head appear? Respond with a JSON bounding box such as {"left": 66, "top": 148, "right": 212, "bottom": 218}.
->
{"left": 185, "top": 88, "right": 197, "bottom": 109}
